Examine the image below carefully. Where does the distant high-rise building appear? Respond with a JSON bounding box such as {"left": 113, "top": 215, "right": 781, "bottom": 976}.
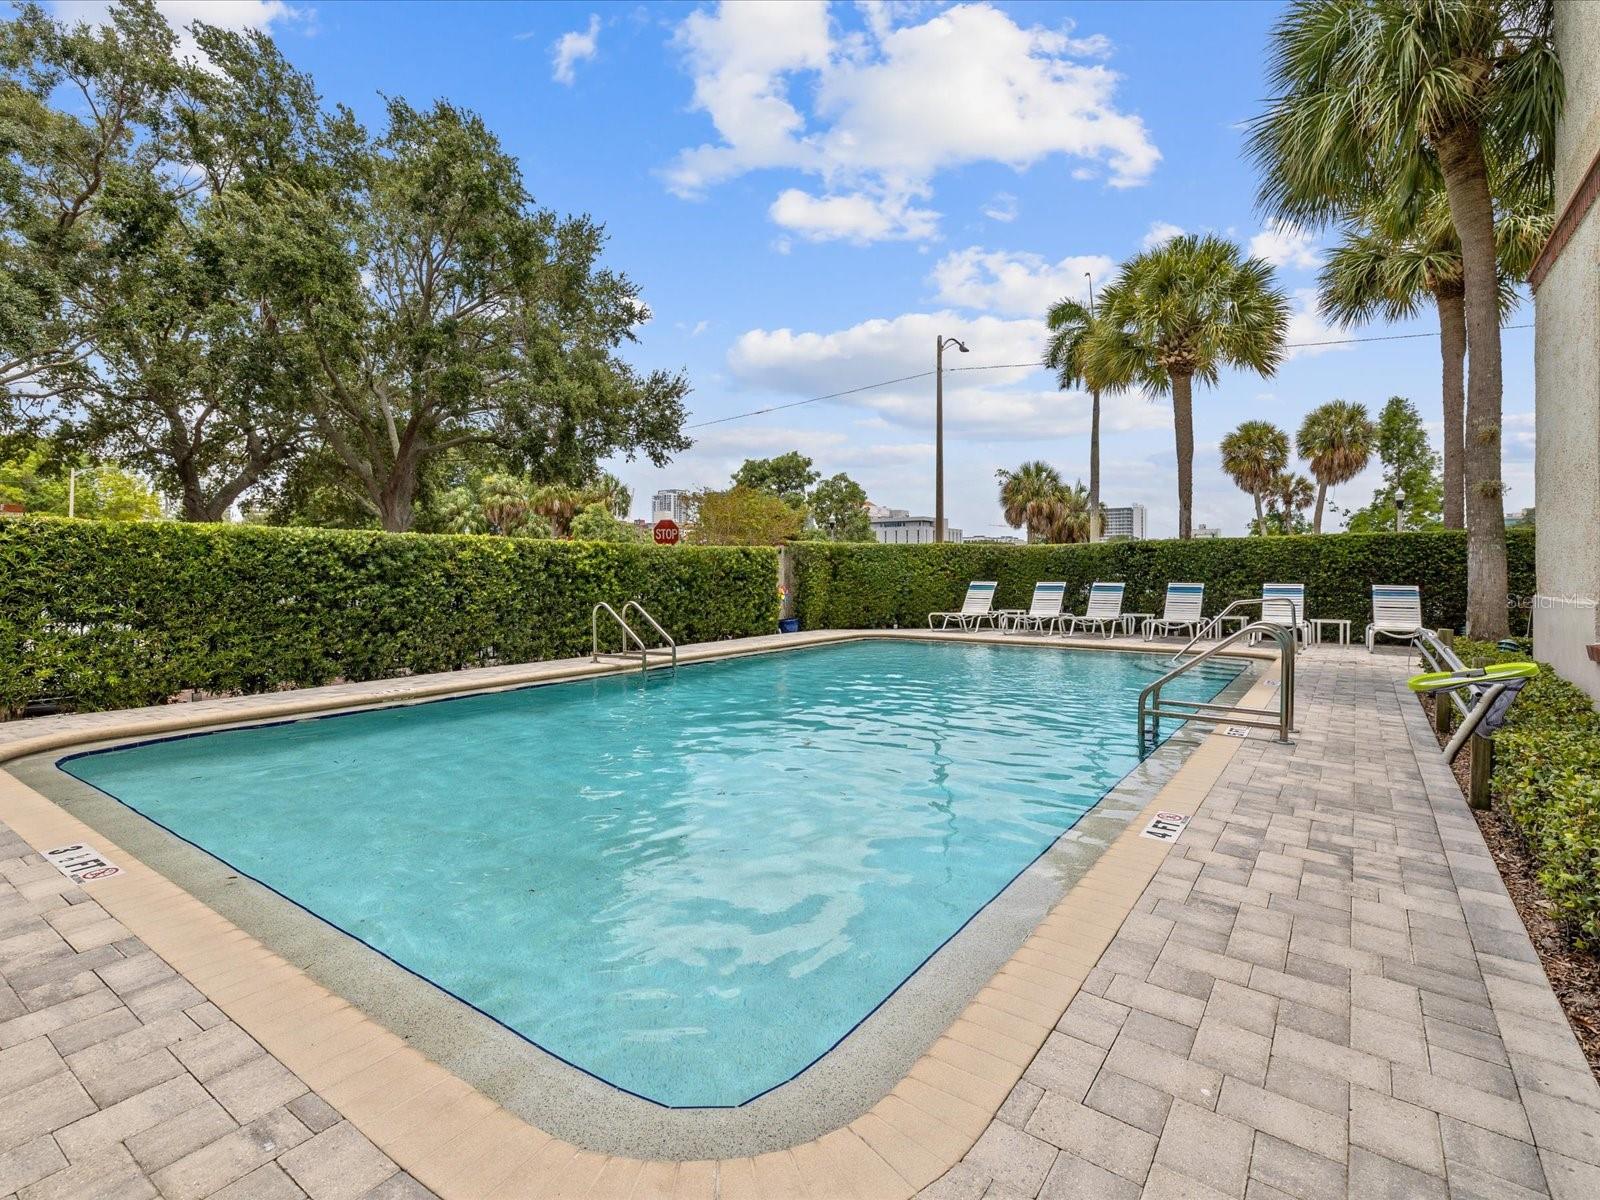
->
{"left": 651, "top": 489, "right": 690, "bottom": 523}
{"left": 1192, "top": 524, "right": 1222, "bottom": 539}
{"left": 868, "top": 505, "right": 962, "bottom": 544}
{"left": 1101, "top": 503, "right": 1147, "bottom": 541}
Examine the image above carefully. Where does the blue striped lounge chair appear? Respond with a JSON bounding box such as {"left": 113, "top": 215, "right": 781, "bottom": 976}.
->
{"left": 1058, "top": 581, "right": 1127, "bottom": 637}
{"left": 1002, "top": 581, "right": 1068, "bottom": 633}
{"left": 929, "top": 581, "right": 1000, "bottom": 630}
{"left": 1261, "top": 582, "right": 1312, "bottom": 645}
{"left": 1143, "top": 583, "right": 1207, "bottom": 640}
{"left": 1366, "top": 585, "right": 1424, "bottom": 650}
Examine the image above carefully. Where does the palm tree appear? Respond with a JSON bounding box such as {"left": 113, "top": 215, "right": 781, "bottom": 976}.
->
{"left": 1319, "top": 183, "right": 1551, "bottom": 529}
{"left": 1266, "top": 471, "right": 1316, "bottom": 534}
{"left": 1044, "top": 295, "right": 1120, "bottom": 540}
{"left": 1297, "top": 401, "right": 1376, "bottom": 533}
{"left": 479, "top": 474, "right": 533, "bottom": 535}
{"left": 1220, "top": 421, "right": 1290, "bottom": 534}
{"left": 588, "top": 472, "right": 633, "bottom": 519}
{"left": 1250, "top": 0, "right": 1560, "bottom": 635}
{"left": 996, "top": 460, "right": 1067, "bottom": 543}
{"left": 1041, "top": 479, "right": 1094, "bottom": 545}
{"left": 1089, "top": 235, "right": 1289, "bottom": 538}
{"left": 530, "top": 483, "right": 588, "bottom": 539}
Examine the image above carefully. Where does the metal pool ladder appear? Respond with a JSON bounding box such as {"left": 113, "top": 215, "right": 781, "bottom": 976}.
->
{"left": 591, "top": 602, "right": 677, "bottom": 673}
{"left": 1139, "top": 620, "right": 1296, "bottom": 746}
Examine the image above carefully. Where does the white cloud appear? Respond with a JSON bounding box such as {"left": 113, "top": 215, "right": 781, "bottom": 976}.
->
{"left": 982, "top": 192, "right": 1018, "bottom": 223}
{"left": 551, "top": 14, "right": 601, "bottom": 85}
{"left": 1249, "top": 218, "right": 1320, "bottom": 270}
{"left": 666, "top": 2, "right": 1159, "bottom": 243}
{"left": 50, "top": 1, "right": 308, "bottom": 62}
{"left": 770, "top": 187, "right": 938, "bottom": 243}
{"left": 1284, "top": 288, "right": 1352, "bottom": 360}
{"left": 929, "top": 247, "right": 1114, "bottom": 317}
{"left": 1141, "top": 220, "right": 1185, "bottom": 250}
{"left": 727, "top": 309, "right": 1167, "bottom": 440}
{"left": 853, "top": 1, "right": 930, "bottom": 42}
{"left": 666, "top": 1, "right": 832, "bottom": 194}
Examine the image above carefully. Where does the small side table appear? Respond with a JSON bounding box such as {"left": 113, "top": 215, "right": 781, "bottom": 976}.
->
{"left": 1208, "top": 614, "right": 1251, "bottom": 639}
{"left": 1312, "top": 618, "right": 1352, "bottom": 645}
{"left": 1121, "top": 613, "right": 1154, "bottom": 637}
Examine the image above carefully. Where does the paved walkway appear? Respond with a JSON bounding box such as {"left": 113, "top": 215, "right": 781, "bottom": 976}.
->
{"left": 2, "top": 647, "right": 1598, "bottom": 1198}
{"left": 0, "top": 823, "right": 437, "bottom": 1199}
{"left": 919, "top": 651, "right": 1600, "bottom": 1200}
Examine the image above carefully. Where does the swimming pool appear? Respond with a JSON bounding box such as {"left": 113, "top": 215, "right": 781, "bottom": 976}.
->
{"left": 59, "top": 639, "right": 1241, "bottom": 1109}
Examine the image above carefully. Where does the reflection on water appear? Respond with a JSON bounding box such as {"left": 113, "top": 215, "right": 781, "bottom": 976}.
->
{"left": 62, "top": 640, "right": 1239, "bottom": 1107}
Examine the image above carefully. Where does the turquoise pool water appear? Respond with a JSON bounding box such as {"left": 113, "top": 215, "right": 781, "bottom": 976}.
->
{"left": 60, "top": 640, "right": 1240, "bottom": 1108}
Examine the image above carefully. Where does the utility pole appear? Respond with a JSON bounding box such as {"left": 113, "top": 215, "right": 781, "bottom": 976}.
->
{"left": 1085, "top": 270, "right": 1101, "bottom": 543}
{"left": 935, "top": 334, "right": 969, "bottom": 542}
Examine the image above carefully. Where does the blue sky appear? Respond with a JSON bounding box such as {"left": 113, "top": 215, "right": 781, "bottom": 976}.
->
{"left": 54, "top": 0, "right": 1536, "bottom": 536}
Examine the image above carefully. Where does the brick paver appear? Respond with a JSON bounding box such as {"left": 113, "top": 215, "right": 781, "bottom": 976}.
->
{"left": 918, "top": 648, "right": 1600, "bottom": 1199}
{"left": 3, "top": 645, "right": 1599, "bottom": 1199}
{"left": 0, "top": 825, "right": 436, "bottom": 1200}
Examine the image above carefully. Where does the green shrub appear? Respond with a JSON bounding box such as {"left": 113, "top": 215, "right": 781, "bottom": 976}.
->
{"left": 1455, "top": 637, "right": 1600, "bottom": 948}
{"left": 791, "top": 529, "right": 1535, "bottom": 634}
{"left": 0, "top": 517, "right": 777, "bottom": 714}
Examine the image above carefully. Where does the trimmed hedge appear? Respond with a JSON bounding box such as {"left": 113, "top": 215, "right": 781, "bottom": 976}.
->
{"left": 1453, "top": 638, "right": 1600, "bottom": 949}
{"left": 791, "top": 529, "right": 1536, "bottom": 635}
{"left": 0, "top": 517, "right": 778, "bottom": 715}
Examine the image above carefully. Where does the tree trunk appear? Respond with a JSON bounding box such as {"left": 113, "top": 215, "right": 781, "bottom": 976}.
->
{"left": 374, "top": 451, "right": 419, "bottom": 532}
{"left": 175, "top": 456, "right": 209, "bottom": 523}
{"left": 1252, "top": 491, "right": 1264, "bottom": 536}
{"left": 1089, "top": 388, "right": 1101, "bottom": 541}
{"left": 1437, "top": 125, "right": 1509, "bottom": 637}
{"left": 1435, "top": 286, "right": 1467, "bottom": 530}
{"left": 1312, "top": 482, "right": 1326, "bottom": 534}
{"left": 1171, "top": 373, "right": 1194, "bottom": 538}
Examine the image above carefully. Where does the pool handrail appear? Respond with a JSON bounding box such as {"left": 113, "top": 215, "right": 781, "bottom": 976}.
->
{"left": 1140, "top": 619, "right": 1296, "bottom": 745}
{"left": 592, "top": 602, "right": 650, "bottom": 671}
{"left": 1166, "top": 596, "right": 1300, "bottom": 665}
{"left": 621, "top": 600, "right": 677, "bottom": 671}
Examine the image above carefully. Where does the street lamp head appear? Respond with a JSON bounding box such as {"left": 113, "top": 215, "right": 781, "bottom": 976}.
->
{"left": 949, "top": 338, "right": 969, "bottom": 354}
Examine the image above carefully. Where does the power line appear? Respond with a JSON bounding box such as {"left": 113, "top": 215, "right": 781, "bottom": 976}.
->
{"left": 683, "top": 322, "right": 1535, "bottom": 431}
{"left": 685, "top": 371, "right": 933, "bottom": 429}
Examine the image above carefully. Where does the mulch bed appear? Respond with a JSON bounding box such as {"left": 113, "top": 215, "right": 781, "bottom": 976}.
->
{"left": 1421, "top": 696, "right": 1600, "bottom": 1083}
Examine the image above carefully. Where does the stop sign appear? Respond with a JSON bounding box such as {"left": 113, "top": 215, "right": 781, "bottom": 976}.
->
{"left": 652, "top": 519, "right": 681, "bottom": 545}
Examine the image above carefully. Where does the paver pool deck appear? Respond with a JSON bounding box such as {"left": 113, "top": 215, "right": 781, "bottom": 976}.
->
{"left": 1, "top": 634, "right": 1597, "bottom": 1199}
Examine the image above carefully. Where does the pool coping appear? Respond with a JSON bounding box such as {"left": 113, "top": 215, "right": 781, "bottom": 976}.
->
{"left": 0, "top": 629, "right": 1281, "bottom": 1198}
{"left": 6, "top": 638, "right": 1257, "bottom": 1159}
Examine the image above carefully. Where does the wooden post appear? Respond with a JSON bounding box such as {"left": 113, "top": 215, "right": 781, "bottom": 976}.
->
{"left": 1434, "top": 629, "right": 1456, "bottom": 737}
{"left": 1469, "top": 734, "right": 1493, "bottom": 811}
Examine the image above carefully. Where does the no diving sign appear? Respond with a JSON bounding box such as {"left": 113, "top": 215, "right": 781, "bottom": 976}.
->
{"left": 1139, "top": 811, "right": 1190, "bottom": 843}
{"left": 44, "top": 843, "right": 123, "bottom": 884}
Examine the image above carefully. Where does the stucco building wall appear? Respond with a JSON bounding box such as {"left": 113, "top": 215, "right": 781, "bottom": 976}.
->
{"left": 1532, "top": 1, "right": 1600, "bottom": 701}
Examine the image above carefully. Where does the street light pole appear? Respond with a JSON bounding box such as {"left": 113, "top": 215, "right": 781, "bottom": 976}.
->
{"left": 1085, "top": 270, "right": 1099, "bottom": 543}
{"left": 935, "top": 334, "right": 969, "bottom": 542}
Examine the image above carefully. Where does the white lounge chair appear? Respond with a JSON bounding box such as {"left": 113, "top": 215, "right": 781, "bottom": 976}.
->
{"left": 1366, "top": 584, "right": 1424, "bottom": 650}
{"left": 929, "top": 581, "right": 1000, "bottom": 630}
{"left": 1144, "top": 583, "right": 1207, "bottom": 640}
{"left": 1002, "top": 581, "right": 1067, "bottom": 633}
{"left": 1058, "top": 581, "right": 1126, "bottom": 637}
{"left": 1260, "top": 582, "right": 1312, "bottom": 645}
